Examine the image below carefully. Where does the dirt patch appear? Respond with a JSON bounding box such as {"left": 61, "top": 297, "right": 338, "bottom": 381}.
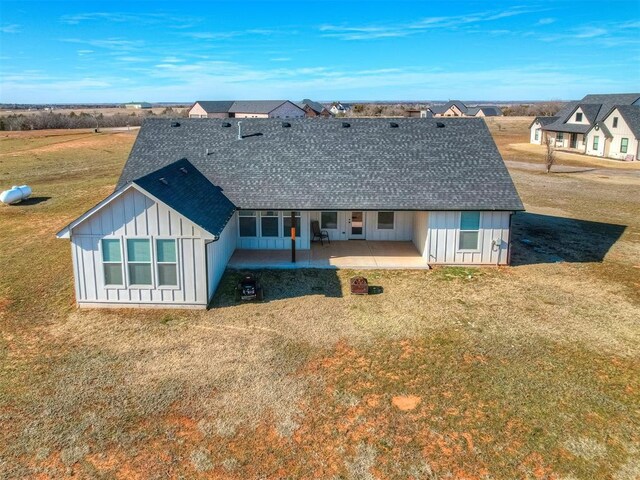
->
{"left": 392, "top": 395, "right": 421, "bottom": 411}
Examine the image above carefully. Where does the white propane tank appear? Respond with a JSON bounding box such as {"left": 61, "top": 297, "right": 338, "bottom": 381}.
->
{"left": 0, "top": 185, "right": 32, "bottom": 205}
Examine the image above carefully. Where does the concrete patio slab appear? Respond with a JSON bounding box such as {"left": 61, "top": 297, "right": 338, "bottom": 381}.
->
{"left": 228, "top": 241, "right": 430, "bottom": 269}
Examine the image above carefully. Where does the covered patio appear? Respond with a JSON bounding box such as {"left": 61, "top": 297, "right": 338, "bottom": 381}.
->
{"left": 227, "top": 241, "right": 430, "bottom": 269}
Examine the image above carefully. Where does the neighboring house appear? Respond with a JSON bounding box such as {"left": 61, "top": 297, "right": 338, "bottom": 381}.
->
{"left": 296, "top": 99, "right": 332, "bottom": 117}
{"left": 429, "top": 101, "right": 502, "bottom": 118}
{"left": 188, "top": 100, "right": 305, "bottom": 119}
{"left": 124, "top": 102, "right": 152, "bottom": 110}
{"left": 57, "top": 118, "right": 524, "bottom": 309}
{"left": 529, "top": 116, "right": 558, "bottom": 144}
{"left": 329, "top": 102, "right": 352, "bottom": 115}
{"left": 405, "top": 109, "right": 432, "bottom": 118}
{"left": 584, "top": 105, "right": 640, "bottom": 160}
{"left": 531, "top": 93, "right": 640, "bottom": 160}
{"left": 188, "top": 101, "right": 235, "bottom": 118}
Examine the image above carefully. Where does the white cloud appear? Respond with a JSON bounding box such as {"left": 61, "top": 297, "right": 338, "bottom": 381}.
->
{"left": 536, "top": 17, "right": 556, "bottom": 25}
{"left": 0, "top": 24, "right": 21, "bottom": 33}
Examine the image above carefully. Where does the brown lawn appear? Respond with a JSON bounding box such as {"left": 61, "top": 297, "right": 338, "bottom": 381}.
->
{"left": 0, "top": 119, "right": 639, "bottom": 479}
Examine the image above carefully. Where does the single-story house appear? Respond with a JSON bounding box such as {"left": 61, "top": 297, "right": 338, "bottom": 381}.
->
{"left": 429, "top": 101, "right": 502, "bottom": 118}
{"left": 124, "top": 102, "right": 152, "bottom": 110}
{"left": 57, "top": 118, "right": 524, "bottom": 309}
{"left": 296, "top": 99, "right": 332, "bottom": 117}
{"left": 188, "top": 100, "right": 305, "bottom": 119}
{"left": 530, "top": 93, "right": 640, "bottom": 160}
{"left": 405, "top": 109, "right": 432, "bottom": 118}
{"left": 188, "top": 101, "right": 235, "bottom": 119}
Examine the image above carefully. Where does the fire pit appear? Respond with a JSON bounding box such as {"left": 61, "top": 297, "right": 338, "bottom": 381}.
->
{"left": 235, "top": 274, "right": 264, "bottom": 301}
{"left": 350, "top": 276, "right": 369, "bottom": 295}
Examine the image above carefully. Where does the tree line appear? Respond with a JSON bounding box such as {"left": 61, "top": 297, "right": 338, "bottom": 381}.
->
{"left": 0, "top": 107, "right": 187, "bottom": 131}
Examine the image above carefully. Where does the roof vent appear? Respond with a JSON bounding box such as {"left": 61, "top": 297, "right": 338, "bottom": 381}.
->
{"left": 170, "top": 122, "right": 180, "bottom": 127}
{"left": 390, "top": 122, "right": 399, "bottom": 128}
{"left": 159, "top": 177, "right": 168, "bottom": 185}
{"left": 436, "top": 122, "right": 445, "bottom": 128}
{"left": 221, "top": 122, "right": 231, "bottom": 128}
{"left": 179, "top": 167, "right": 188, "bottom": 175}
{"left": 282, "top": 122, "right": 291, "bottom": 128}
{"left": 341, "top": 122, "right": 350, "bottom": 128}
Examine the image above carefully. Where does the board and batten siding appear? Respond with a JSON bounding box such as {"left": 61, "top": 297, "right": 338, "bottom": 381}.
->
{"left": 206, "top": 213, "right": 237, "bottom": 301}
{"left": 412, "top": 211, "right": 429, "bottom": 255}
{"left": 70, "top": 187, "right": 211, "bottom": 308}
{"left": 425, "top": 211, "right": 512, "bottom": 265}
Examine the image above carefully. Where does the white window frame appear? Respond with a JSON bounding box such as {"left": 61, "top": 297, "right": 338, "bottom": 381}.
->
{"left": 125, "top": 237, "right": 154, "bottom": 288}
{"left": 377, "top": 211, "right": 395, "bottom": 230}
{"left": 100, "top": 238, "right": 124, "bottom": 287}
{"left": 458, "top": 211, "right": 481, "bottom": 252}
{"left": 155, "top": 238, "right": 179, "bottom": 289}
{"left": 620, "top": 138, "right": 629, "bottom": 154}
{"left": 321, "top": 211, "right": 338, "bottom": 230}
{"left": 534, "top": 129, "right": 539, "bottom": 140}
{"left": 238, "top": 210, "right": 258, "bottom": 237}
{"left": 575, "top": 112, "right": 583, "bottom": 122}
{"left": 593, "top": 135, "right": 599, "bottom": 150}
{"left": 259, "top": 211, "right": 280, "bottom": 237}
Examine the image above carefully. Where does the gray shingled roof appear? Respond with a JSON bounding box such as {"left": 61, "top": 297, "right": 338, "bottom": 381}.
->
{"left": 300, "top": 98, "right": 327, "bottom": 114}
{"left": 615, "top": 105, "right": 640, "bottom": 139}
{"left": 586, "top": 121, "right": 612, "bottom": 139}
{"left": 194, "top": 101, "right": 235, "bottom": 113}
{"left": 117, "top": 118, "right": 523, "bottom": 211}
{"left": 133, "top": 158, "right": 235, "bottom": 237}
{"left": 529, "top": 116, "right": 559, "bottom": 128}
{"left": 543, "top": 93, "right": 640, "bottom": 133}
{"left": 228, "top": 100, "right": 300, "bottom": 114}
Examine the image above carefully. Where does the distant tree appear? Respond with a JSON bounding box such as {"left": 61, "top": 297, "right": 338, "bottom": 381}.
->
{"left": 544, "top": 137, "right": 556, "bottom": 173}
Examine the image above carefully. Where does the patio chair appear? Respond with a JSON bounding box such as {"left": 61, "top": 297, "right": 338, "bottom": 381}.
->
{"left": 311, "top": 220, "right": 330, "bottom": 245}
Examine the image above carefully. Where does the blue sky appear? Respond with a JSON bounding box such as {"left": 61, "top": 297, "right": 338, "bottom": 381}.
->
{"left": 1, "top": 1, "right": 639, "bottom": 103}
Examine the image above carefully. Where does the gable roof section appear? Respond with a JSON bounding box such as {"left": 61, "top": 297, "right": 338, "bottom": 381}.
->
{"left": 57, "top": 159, "right": 236, "bottom": 239}
{"left": 585, "top": 121, "right": 612, "bottom": 139}
{"left": 116, "top": 118, "right": 523, "bottom": 212}
{"left": 614, "top": 105, "right": 640, "bottom": 139}
{"left": 299, "top": 99, "right": 327, "bottom": 114}
{"left": 133, "top": 159, "right": 236, "bottom": 237}
{"left": 194, "top": 101, "right": 235, "bottom": 113}
{"left": 228, "top": 100, "right": 300, "bottom": 114}
{"left": 529, "top": 116, "right": 559, "bottom": 128}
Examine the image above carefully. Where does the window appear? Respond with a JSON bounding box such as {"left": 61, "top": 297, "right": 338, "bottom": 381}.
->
{"left": 321, "top": 211, "right": 338, "bottom": 229}
{"left": 557, "top": 132, "right": 564, "bottom": 141}
{"left": 102, "top": 239, "right": 123, "bottom": 286}
{"left": 283, "top": 211, "right": 301, "bottom": 237}
{"left": 156, "top": 239, "right": 177, "bottom": 286}
{"left": 613, "top": 117, "right": 618, "bottom": 128}
{"left": 534, "top": 129, "right": 539, "bottom": 140}
{"left": 593, "top": 135, "right": 599, "bottom": 150}
{"left": 377, "top": 211, "right": 394, "bottom": 229}
{"left": 459, "top": 212, "right": 480, "bottom": 250}
{"left": 239, "top": 210, "right": 257, "bottom": 237}
{"left": 575, "top": 112, "right": 583, "bottom": 122}
{"left": 126, "top": 239, "right": 152, "bottom": 285}
{"left": 621, "top": 138, "right": 629, "bottom": 153}
{"left": 260, "top": 211, "right": 279, "bottom": 237}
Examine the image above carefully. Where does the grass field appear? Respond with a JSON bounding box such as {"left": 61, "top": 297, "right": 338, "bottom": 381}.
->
{"left": 1, "top": 119, "right": 639, "bottom": 479}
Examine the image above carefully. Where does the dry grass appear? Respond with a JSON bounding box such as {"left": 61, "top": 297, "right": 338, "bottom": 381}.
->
{"left": 1, "top": 120, "right": 639, "bottom": 479}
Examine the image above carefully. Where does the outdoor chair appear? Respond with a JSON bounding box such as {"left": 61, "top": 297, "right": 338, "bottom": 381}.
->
{"left": 311, "top": 220, "right": 330, "bottom": 245}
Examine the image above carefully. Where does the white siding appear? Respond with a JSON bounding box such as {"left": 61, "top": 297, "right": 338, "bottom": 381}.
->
{"left": 602, "top": 108, "right": 639, "bottom": 160}
{"left": 206, "top": 213, "right": 237, "bottom": 301}
{"left": 70, "top": 188, "right": 210, "bottom": 308}
{"left": 237, "top": 211, "right": 311, "bottom": 249}
{"left": 530, "top": 122, "right": 543, "bottom": 145}
{"left": 566, "top": 107, "right": 590, "bottom": 125}
{"left": 364, "top": 211, "right": 413, "bottom": 240}
{"left": 412, "top": 211, "right": 429, "bottom": 255}
{"left": 584, "top": 130, "right": 607, "bottom": 157}
{"left": 425, "top": 211, "right": 512, "bottom": 265}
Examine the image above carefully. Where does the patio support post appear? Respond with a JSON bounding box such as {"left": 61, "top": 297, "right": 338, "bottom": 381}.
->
{"left": 291, "top": 211, "right": 296, "bottom": 263}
